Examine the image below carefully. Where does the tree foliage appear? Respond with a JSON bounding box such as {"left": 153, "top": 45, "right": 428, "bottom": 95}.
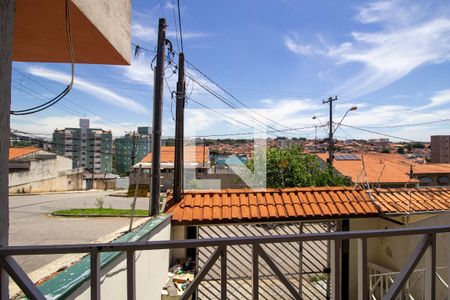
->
{"left": 247, "top": 146, "right": 350, "bottom": 188}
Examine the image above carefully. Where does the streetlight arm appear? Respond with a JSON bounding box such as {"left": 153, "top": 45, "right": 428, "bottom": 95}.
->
{"left": 332, "top": 107, "right": 357, "bottom": 135}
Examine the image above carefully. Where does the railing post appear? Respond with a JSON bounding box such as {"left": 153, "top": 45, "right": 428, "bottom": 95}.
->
{"left": 331, "top": 238, "right": 341, "bottom": 300}
{"left": 90, "top": 249, "right": 100, "bottom": 300}
{"left": 299, "top": 222, "right": 303, "bottom": 297}
{"left": 252, "top": 244, "right": 259, "bottom": 300}
{"left": 358, "top": 238, "right": 368, "bottom": 300}
{"left": 127, "top": 250, "right": 136, "bottom": 300}
{"left": 425, "top": 233, "right": 436, "bottom": 300}
{"left": 220, "top": 246, "right": 227, "bottom": 300}
{"left": 0, "top": 266, "right": 7, "bottom": 300}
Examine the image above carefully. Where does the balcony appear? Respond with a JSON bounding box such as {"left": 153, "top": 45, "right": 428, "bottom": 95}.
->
{"left": 1, "top": 218, "right": 449, "bottom": 300}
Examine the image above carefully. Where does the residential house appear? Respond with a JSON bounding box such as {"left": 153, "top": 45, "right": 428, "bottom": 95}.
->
{"left": 316, "top": 152, "right": 450, "bottom": 187}
{"left": 130, "top": 146, "right": 210, "bottom": 191}
{"left": 8, "top": 147, "right": 83, "bottom": 193}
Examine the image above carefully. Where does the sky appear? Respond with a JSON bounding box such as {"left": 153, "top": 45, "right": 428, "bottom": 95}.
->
{"left": 10, "top": 0, "right": 450, "bottom": 142}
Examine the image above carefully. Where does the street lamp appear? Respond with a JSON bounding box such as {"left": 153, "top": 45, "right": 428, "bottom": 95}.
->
{"left": 332, "top": 106, "right": 357, "bottom": 135}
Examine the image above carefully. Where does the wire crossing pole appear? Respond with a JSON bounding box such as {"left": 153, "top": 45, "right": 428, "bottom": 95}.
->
{"left": 150, "top": 18, "right": 166, "bottom": 216}
{"left": 323, "top": 96, "right": 338, "bottom": 169}
{"left": 174, "top": 53, "right": 185, "bottom": 203}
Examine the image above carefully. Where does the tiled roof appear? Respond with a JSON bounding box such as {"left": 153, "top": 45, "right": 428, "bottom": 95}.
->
{"left": 140, "top": 146, "right": 209, "bottom": 164}
{"left": 370, "top": 187, "right": 450, "bottom": 214}
{"left": 9, "top": 147, "right": 40, "bottom": 160}
{"left": 165, "top": 187, "right": 450, "bottom": 224}
{"left": 165, "top": 187, "right": 379, "bottom": 224}
{"left": 316, "top": 153, "right": 419, "bottom": 184}
{"left": 412, "top": 164, "right": 450, "bottom": 174}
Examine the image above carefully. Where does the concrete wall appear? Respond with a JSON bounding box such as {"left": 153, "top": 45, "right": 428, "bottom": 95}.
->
{"left": 349, "top": 214, "right": 450, "bottom": 299}
{"left": 9, "top": 156, "right": 83, "bottom": 193}
{"left": 9, "top": 172, "right": 82, "bottom": 193}
{"left": 68, "top": 221, "right": 171, "bottom": 300}
{"left": 170, "top": 225, "right": 187, "bottom": 265}
{"left": 116, "top": 177, "right": 129, "bottom": 190}
{"left": 130, "top": 171, "right": 248, "bottom": 191}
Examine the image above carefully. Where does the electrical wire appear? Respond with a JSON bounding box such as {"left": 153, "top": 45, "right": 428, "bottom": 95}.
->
{"left": 11, "top": 0, "right": 75, "bottom": 115}
{"left": 338, "top": 123, "right": 421, "bottom": 143}
{"left": 177, "top": 0, "right": 184, "bottom": 53}
{"left": 357, "top": 119, "right": 450, "bottom": 129}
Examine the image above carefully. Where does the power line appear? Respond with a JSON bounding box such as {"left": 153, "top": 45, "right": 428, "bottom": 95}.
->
{"left": 136, "top": 44, "right": 302, "bottom": 135}
{"left": 171, "top": 0, "right": 181, "bottom": 52}
{"left": 11, "top": 0, "right": 75, "bottom": 115}
{"left": 177, "top": 0, "right": 184, "bottom": 52}
{"left": 357, "top": 119, "right": 450, "bottom": 129}
{"left": 181, "top": 53, "right": 298, "bottom": 131}
{"left": 339, "top": 123, "right": 422, "bottom": 143}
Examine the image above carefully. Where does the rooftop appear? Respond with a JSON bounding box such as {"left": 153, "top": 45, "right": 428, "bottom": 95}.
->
{"left": 139, "top": 146, "right": 209, "bottom": 165}
{"left": 165, "top": 187, "right": 450, "bottom": 225}
{"left": 9, "top": 147, "right": 41, "bottom": 160}
{"left": 370, "top": 187, "right": 450, "bottom": 214}
{"left": 165, "top": 187, "right": 379, "bottom": 225}
{"left": 316, "top": 153, "right": 418, "bottom": 184}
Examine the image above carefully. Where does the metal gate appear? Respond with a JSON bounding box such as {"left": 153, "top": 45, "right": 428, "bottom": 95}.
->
{"left": 197, "top": 221, "right": 335, "bottom": 299}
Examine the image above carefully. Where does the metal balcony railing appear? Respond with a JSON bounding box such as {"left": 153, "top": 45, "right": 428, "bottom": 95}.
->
{"left": 0, "top": 225, "right": 449, "bottom": 300}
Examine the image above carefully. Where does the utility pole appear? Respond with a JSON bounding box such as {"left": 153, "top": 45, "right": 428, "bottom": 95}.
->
{"left": 323, "top": 96, "right": 338, "bottom": 169}
{"left": 150, "top": 18, "right": 166, "bottom": 216}
{"left": 173, "top": 52, "right": 185, "bottom": 203}
{"left": 131, "top": 131, "right": 136, "bottom": 166}
{"left": 1, "top": 1, "right": 15, "bottom": 297}
{"left": 323, "top": 95, "right": 349, "bottom": 299}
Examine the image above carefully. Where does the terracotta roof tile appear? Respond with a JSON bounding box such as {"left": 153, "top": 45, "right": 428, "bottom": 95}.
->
{"left": 9, "top": 147, "right": 40, "bottom": 160}
{"left": 370, "top": 188, "right": 450, "bottom": 214}
{"left": 165, "top": 187, "right": 378, "bottom": 224}
{"left": 139, "top": 146, "right": 209, "bottom": 165}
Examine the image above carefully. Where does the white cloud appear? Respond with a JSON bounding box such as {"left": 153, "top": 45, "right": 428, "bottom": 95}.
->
{"left": 123, "top": 58, "right": 154, "bottom": 85}
{"left": 132, "top": 23, "right": 157, "bottom": 42}
{"left": 285, "top": 36, "right": 315, "bottom": 56}
{"left": 27, "top": 67, "right": 148, "bottom": 114}
{"left": 354, "top": 0, "right": 422, "bottom": 26}
{"left": 285, "top": 1, "right": 450, "bottom": 97}
{"left": 420, "top": 89, "right": 450, "bottom": 109}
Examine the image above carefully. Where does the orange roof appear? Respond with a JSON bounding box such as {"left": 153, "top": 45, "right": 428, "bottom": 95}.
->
{"left": 165, "top": 187, "right": 379, "bottom": 224}
{"left": 140, "top": 146, "right": 209, "bottom": 164}
{"left": 370, "top": 187, "right": 450, "bottom": 214}
{"left": 316, "top": 153, "right": 419, "bottom": 184}
{"left": 9, "top": 147, "right": 40, "bottom": 160}
{"left": 412, "top": 164, "right": 450, "bottom": 174}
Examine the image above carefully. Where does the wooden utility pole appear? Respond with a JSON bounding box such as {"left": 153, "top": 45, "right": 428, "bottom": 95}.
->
{"left": 150, "top": 18, "right": 166, "bottom": 216}
{"left": 0, "top": 0, "right": 15, "bottom": 297}
{"left": 173, "top": 53, "right": 185, "bottom": 203}
{"left": 323, "top": 96, "right": 337, "bottom": 168}
{"left": 131, "top": 131, "right": 136, "bottom": 166}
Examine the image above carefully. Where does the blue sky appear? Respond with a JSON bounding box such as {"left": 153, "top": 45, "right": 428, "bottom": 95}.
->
{"left": 10, "top": 0, "right": 450, "bottom": 142}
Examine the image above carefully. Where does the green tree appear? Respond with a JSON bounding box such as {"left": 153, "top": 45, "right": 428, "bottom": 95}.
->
{"left": 246, "top": 146, "right": 350, "bottom": 188}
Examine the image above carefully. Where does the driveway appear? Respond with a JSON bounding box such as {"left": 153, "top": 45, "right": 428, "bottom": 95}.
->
{"left": 9, "top": 191, "right": 150, "bottom": 273}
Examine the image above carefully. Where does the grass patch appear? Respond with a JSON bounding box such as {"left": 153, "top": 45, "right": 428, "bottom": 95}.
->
{"left": 52, "top": 208, "right": 149, "bottom": 217}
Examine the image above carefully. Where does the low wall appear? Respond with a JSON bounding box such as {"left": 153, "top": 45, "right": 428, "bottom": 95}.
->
{"left": 9, "top": 173, "right": 83, "bottom": 194}
{"left": 35, "top": 215, "right": 171, "bottom": 299}
{"left": 130, "top": 172, "right": 248, "bottom": 190}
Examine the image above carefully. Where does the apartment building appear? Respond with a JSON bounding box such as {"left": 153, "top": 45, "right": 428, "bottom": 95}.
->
{"left": 52, "top": 118, "right": 112, "bottom": 173}
{"left": 431, "top": 135, "right": 450, "bottom": 163}
{"left": 114, "top": 126, "right": 152, "bottom": 175}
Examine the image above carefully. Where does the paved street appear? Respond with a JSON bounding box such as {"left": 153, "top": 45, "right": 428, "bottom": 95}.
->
{"left": 9, "top": 191, "right": 150, "bottom": 273}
